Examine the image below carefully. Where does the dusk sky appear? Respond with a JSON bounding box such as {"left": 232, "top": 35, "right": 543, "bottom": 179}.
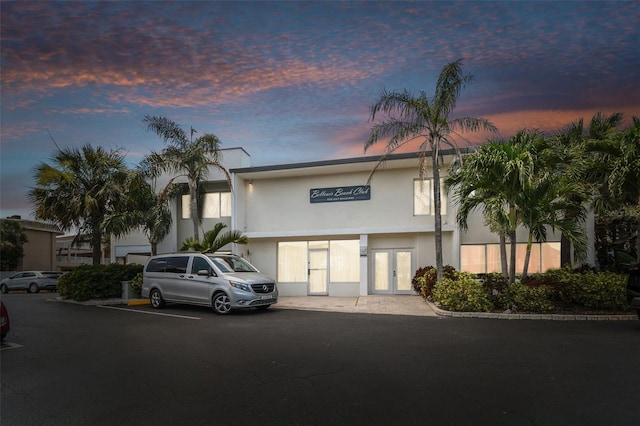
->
{"left": 1, "top": 1, "right": 639, "bottom": 220}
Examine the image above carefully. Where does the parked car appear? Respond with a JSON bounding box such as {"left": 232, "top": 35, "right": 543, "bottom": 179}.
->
{"left": 0, "top": 271, "right": 63, "bottom": 294}
{"left": 142, "top": 253, "right": 278, "bottom": 315}
{"left": 1, "top": 302, "right": 9, "bottom": 340}
{"left": 627, "top": 267, "right": 640, "bottom": 319}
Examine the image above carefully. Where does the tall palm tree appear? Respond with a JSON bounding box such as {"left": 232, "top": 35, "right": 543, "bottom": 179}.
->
{"left": 29, "top": 144, "right": 129, "bottom": 264}
{"left": 587, "top": 116, "right": 640, "bottom": 265}
{"left": 103, "top": 161, "right": 182, "bottom": 256}
{"left": 143, "top": 115, "right": 232, "bottom": 241}
{"left": 446, "top": 134, "right": 535, "bottom": 281}
{"left": 181, "top": 223, "right": 248, "bottom": 253}
{"left": 554, "top": 112, "right": 625, "bottom": 266}
{"left": 447, "top": 130, "right": 588, "bottom": 280}
{"left": 365, "top": 59, "right": 496, "bottom": 281}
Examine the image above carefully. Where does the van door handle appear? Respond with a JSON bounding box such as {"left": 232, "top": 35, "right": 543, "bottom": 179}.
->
{"left": 179, "top": 275, "right": 185, "bottom": 278}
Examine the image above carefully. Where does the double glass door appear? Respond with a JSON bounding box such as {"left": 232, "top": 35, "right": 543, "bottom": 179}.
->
{"left": 372, "top": 249, "right": 414, "bottom": 294}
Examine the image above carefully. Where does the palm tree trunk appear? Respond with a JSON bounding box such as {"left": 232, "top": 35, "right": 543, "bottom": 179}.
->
{"left": 432, "top": 146, "right": 444, "bottom": 282}
{"left": 522, "top": 233, "right": 533, "bottom": 279}
{"left": 509, "top": 229, "right": 517, "bottom": 283}
{"left": 561, "top": 234, "right": 572, "bottom": 267}
{"left": 189, "top": 182, "right": 199, "bottom": 241}
{"left": 91, "top": 231, "right": 102, "bottom": 266}
{"left": 499, "top": 233, "right": 508, "bottom": 279}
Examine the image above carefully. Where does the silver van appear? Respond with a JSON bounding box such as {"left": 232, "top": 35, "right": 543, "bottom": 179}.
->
{"left": 141, "top": 253, "right": 278, "bottom": 315}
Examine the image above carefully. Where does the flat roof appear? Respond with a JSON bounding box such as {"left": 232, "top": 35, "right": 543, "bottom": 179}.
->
{"left": 230, "top": 148, "right": 472, "bottom": 177}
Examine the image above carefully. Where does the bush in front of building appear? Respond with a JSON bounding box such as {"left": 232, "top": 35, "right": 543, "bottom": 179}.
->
{"left": 567, "top": 270, "right": 628, "bottom": 311}
{"left": 502, "top": 282, "right": 555, "bottom": 313}
{"left": 57, "top": 263, "right": 143, "bottom": 301}
{"left": 432, "top": 272, "right": 494, "bottom": 312}
{"left": 422, "top": 266, "right": 630, "bottom": 314}
{"left": 412, "top": 265, "right": 456, "bottom": 299}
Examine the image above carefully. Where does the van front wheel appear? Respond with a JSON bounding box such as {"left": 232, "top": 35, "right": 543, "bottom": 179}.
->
{"left": 212, "top": 292, "right": 232, "bottom": 315}
{"left": 150, "top": 289, "right": 165, "bottom": 309}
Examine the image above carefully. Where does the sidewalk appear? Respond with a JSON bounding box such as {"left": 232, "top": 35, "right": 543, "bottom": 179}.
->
{"left": 275, "top": 295, "right": 438, "bottom": 316}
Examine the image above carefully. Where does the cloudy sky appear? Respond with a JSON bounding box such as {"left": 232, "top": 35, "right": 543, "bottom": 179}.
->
{"left": 1, "top": 0, "right": 639, "bottom": 220}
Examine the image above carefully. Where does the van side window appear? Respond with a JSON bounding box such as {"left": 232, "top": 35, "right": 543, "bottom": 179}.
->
{"left": 146, "top": 256, "right": 188, "bottom": 273}
{"left": 166, "top": 257, "right": 188, "bottom": 274}
{"left": 191, "top": 257, "right": 213, "bottom": 275}
{"left": 146, "top": 258, "right": 167, "bottom": 272}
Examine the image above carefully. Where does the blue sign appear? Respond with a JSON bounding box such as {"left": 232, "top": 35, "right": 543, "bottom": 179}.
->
{"left": 310, "top": 185, "right": 371, "bottom": 203}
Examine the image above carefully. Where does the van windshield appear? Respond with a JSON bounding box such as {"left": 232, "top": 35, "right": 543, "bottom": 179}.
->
{"left": 208, "top": 256, "right": 258, "bottom": 273}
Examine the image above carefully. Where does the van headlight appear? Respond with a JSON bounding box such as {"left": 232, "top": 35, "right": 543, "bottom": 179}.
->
{"left": 230, "top": 281, "right": 250, "bottom": 292}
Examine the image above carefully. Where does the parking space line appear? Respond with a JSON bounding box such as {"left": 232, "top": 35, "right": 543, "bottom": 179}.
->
{"left": 1, "top": 342, "right": 23, "bottom": 351}
{"left": 97, "top": 305, "right": 201, "bottom": 320}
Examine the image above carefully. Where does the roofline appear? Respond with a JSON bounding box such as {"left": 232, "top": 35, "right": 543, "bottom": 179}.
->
{"left": 230, "top": 147, "right": 473, "bottom": 174}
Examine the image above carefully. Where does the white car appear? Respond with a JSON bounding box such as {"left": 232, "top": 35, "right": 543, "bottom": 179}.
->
{"left": 0, "top": 271, "right": 62, "bottom": 294}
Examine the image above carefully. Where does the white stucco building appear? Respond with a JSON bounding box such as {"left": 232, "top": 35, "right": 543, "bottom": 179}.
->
{"left": 111, "top": 147, "right": 565, "bottom": 297}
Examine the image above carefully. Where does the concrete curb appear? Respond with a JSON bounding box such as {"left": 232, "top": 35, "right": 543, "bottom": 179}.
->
{"left": 426, "top": 300, "right": 638, "bottom": 321}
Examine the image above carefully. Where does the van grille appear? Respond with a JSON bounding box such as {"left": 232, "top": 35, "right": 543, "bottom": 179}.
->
{"left": 252, "top": 283, "right": 275, "bottom": 294}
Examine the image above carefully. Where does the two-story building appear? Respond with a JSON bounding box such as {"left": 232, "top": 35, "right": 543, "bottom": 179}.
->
{"left": 111, "top": 147, "right": 572, "bottom": 297}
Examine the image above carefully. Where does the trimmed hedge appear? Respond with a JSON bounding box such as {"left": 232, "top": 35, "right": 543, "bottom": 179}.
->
{"left": 432, "top": 272, "right": 493, "bottom": 312}
{"left": 421, "top": 265, "right": 631, "bottom": 313}
{"left": 57, "top": 263, "right": 143, "bottom": 301}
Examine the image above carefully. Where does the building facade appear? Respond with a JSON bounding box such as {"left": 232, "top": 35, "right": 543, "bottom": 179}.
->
{"left": 111, "top": 147, "right": 568, "bottom": 297}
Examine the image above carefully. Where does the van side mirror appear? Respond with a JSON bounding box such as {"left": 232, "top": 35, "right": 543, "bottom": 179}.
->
{"left": 197, "top": 269, "right": 215, "bottom": 277}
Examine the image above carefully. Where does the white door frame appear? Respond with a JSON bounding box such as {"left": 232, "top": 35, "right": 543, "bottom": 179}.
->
{"left": 308, "top": 248, "right": 329, "bottom": 295}
{"left": 371, "top": 249, "right": 415, "bottom": 295}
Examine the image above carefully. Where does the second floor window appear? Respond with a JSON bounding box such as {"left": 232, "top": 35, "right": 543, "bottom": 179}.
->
{"left": 182, "top": 192, "right": 232, "bottom": 219}
{"left": 414, "top": 179, "right": 447, "bottom": 216}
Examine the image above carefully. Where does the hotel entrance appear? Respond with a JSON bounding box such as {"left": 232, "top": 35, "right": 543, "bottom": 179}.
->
{"left": 371, "top": 249, "right": 414, "bottom": 295}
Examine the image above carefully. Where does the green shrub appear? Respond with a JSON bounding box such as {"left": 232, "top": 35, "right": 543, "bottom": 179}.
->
{"left": 481, "top": 273, "right": 510, "bottom": 310}
{"left": 432, "top": 272, "right": 493, "bottom": 312}
{"left": 57, "top": 263, "right": 143, "bottom": 301}
{"left": 504, "top": 282, "right": 554, "bottom": 313}
{"left": 129, "top": 272, "right": 143, "bottom": 296}
{"left": 568, "top": 271, "right": 628, "bottom": 310}
{"left": 412, "top": 265, "right": 456, "bottom": 299}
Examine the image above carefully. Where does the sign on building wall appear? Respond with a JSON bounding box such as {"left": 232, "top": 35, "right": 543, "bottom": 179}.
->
{"left": 310, "top": 185, "right": 371, "bottom": 203}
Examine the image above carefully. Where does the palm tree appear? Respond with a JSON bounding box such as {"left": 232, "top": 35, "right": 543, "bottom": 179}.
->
{"left": 554, "top": 112, "right": 625, "bottom": 266}
{"left": 181, "top": 223, "right": 248, "bottom": 253}
{"left": 29, "top": 144, "right": 129, "bottom": 264}
{"left": 586, "top": 116, "right": 640, "bottom": 265}
{"left": 143, "top": 115, "right": 232, "bottom": 241}
{"left": 365, "top": 59, "right": 496, "bottom": 281}
{"left": 447, "top": 130, "right": 588, "bottom": 280}
{"left": 104, "top": 161, "right": 182, "bottom": 256}
{"left": 445, "top": 140, "right": 513, "bottom": 279}
{"left": 446, "top": 134, "right": 535, "bottom": 281}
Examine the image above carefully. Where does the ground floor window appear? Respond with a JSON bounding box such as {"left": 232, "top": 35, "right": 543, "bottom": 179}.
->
{"left": 461, "top": 242, "right": 561, "bottom": 274}
{"left": 277, "top": 239, "right": 360, "bottom": 283}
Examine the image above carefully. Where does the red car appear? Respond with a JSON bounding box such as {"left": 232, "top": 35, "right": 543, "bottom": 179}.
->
{"left": 1, "top": 301, "right": 9, "bottom": 340}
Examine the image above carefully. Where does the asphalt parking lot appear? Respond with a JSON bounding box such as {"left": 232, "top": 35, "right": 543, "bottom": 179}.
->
{"left": 2, "top": 293, "right": 639, "bottom": 426}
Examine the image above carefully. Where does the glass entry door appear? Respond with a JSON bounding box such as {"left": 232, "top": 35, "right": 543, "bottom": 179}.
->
{"left": 308, "top": 248, "right": 328, "bottom": 295}
{"left": 372, "top": 249, "right": 414, "bottom": 295}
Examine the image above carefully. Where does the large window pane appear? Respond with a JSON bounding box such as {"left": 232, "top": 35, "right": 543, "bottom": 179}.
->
{"left": 277, "top": 242, "right": 307, "bottom": 282}
{"left": 203, "top": 193, "right": 220, "bottom": 219}
{"left": 486, "top": 244, "right": 503, "bottom": 273}
{"left": 330, "top": 240, "right": 359, "bottom": 282}
{"left": 541, "top": 242, "right": 561, "bottom": 271}
{"left": 414, "top": 179, "right": 447, "bottom": 215}
{"left": 220, "top": 192, "right": 231, "bottom": 217}
{"left": 461, "top": 245, "right": 486, "bottom": 273}
{"left": 181, "top": 194, "right": 190, "bottom": 219}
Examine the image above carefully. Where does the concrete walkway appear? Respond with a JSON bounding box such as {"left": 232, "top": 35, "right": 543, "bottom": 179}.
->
{"left": 275, "top": 295, "right": 438, "bottom": 316}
